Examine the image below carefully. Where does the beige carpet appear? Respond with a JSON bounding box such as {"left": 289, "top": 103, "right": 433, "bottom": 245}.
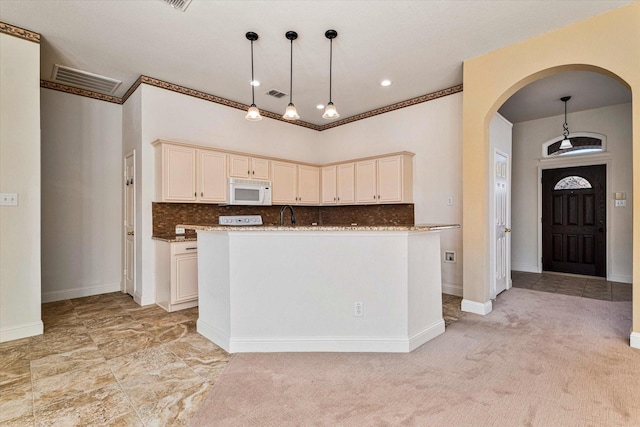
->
{"left": 190, "top": 288, "right": 639, "bottom": 426}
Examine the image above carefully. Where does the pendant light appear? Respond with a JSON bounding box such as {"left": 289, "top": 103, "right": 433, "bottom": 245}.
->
{"left": 322, "top": 29, "right": 339, "bottom": 120}
{"left": 283, "top": 31, "right": 300, "bottom": 120}
{"left": 245, "top": 31, "right": 262, "bottom": 121}
{"left": 559, "top": 96, "right": 572, "bottom": 149}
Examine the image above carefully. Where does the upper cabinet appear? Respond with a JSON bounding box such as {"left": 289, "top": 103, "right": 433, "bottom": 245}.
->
{"left": 355, "top": 154, "right": 413, "bottom": 204}
{"left": 272, "top": 161, "right": 320, "bottom": 205}
{"left": 154, "top": 141, "right": 227, "bottom": 203}
{"left": 322, "top": 163, "right": 355, "bottom": 205}
{"left": 152, "top": 140, "right": 413, "bottom": 206}
{"left": 229, "top": 154, "right": 270, "bottom": 180}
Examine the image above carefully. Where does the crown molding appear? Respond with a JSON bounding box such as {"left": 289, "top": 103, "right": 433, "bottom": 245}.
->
{"left": 40, "top": 81, "right": 121, "bottom": 104}
{"left": 0, "top": 22, "right": 40, "bottom": 43}
{"left": 42, "top": 73, "right": 463, "bottom": 131}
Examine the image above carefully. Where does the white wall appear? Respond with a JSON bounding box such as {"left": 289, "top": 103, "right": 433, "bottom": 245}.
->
{"left": 132, "top": 84, "right": 321, "bottom": 305}
{"left": 316, "top": 93, "right": 464, "bottom": 295}
{"left": 0, "top": 33, "right": 42, "bottom": 342}
{"left": 511, "top": 103, "right": 633, "bottom": 282}
{"left": 40, "top": 89, "right": 123, "bottom": 302}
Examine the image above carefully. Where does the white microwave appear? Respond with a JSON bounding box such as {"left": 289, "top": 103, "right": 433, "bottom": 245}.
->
{"left": 227, "top": 178, "right": 272, "bottom": 206}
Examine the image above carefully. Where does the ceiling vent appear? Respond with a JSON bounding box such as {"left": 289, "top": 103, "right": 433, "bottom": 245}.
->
{"left": 159, "top": 0, "right": 192, "bottom": 12}
{"left": 266, "top": 89, "right": 287, "bottom": 99}
{"left": 51, "top": 65, "right": 122, "bottom": 94}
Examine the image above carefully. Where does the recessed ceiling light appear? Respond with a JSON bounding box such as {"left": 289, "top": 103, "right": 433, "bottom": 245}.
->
{"left": 251, "top": 80, "right": 261, "bottom": 87}
{"left": 316, "top": 104, "right": 325, "bottom": 110}
{"left": 380, "top": 79, "right": 392, "bottom": 87}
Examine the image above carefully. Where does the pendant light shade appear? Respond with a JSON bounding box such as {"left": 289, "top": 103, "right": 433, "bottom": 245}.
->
{"left": 559, "top": 96, "right": 572, "bottom": 149}
{"left": 322, "top": 29, "right": 339, "bottom": 120}
{"left": 283, "top": 31, "right": 300, "bottom": 120}
{"left": 245, "top": 31, "right": 262, "bottom": 122}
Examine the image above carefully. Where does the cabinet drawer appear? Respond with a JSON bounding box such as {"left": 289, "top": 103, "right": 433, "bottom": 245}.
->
{"left": 172, "top": 242, "right": 198, "bottom": 255}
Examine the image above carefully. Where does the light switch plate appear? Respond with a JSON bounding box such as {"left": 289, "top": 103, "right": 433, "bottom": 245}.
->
{"left": 0, "top": 193, "right": 18, "bottom": 206}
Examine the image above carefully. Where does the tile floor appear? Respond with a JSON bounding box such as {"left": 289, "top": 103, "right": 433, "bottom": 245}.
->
{"left": 0, "top": 292, "right": 465, "bottom": 426}
{"left": 0, "top": 292, "right": 229, "bottom": 426}
{"left": 511, "top": 271, "right": 632, "bottom": 301}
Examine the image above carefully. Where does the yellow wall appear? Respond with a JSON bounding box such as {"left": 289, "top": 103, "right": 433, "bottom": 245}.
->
{"left": 462, "top": 2, "right": 640, "bottom": 335}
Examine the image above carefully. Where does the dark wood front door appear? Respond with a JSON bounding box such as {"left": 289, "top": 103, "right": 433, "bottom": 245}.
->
{"left": 542, "top": 165, "right": 606, "bottom": 277}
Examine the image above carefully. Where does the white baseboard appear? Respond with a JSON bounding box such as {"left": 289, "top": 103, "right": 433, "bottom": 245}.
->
{"left": 0, "top": 321, "right": 43, "bottom": 343}
{"left": 511, "top": 263, "right": 540, "bottom": 273}
{"left": 442, "top": 282, "right": 463, "bottom": 297}
{"left": 198, "top": 319, "right": 445, "bottom": 353}
{"left": 631, "top": 332, "right": 640, "bottom": 350}
{"left": 608, "top": 274, "right": 632, "bottom": 284}
{"left": 461, "top": 299, "right": 493, "bottom": 315}
{"left": 408, "top": 320, "right": 445, "bottom": 352}
{"left": 197, "top": 319, "right": 231, "bottom": 353}
{"left": 42, "top": 282, "right": 121, "bottom": 303}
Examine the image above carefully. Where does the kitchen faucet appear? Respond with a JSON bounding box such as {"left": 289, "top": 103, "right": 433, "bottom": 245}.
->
{"left": 280, "top": 205, "right": 296, "bottom": 226}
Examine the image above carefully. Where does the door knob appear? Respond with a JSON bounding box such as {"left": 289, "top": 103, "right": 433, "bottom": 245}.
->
{"left": 504, "top": 227, "right": 511, "bottom": 233}
{"left": 127, "top": 231, "right": 134, "bottom": 236}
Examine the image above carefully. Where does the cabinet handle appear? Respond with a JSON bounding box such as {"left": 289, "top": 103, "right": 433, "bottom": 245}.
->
{"left": 194, "top": 192, "right": 197, "bottom": 197}
{"left": 186, "top": 247, "right": 197, "bottom": 250}
{"left": 252, "top": 170, "right": 255, "bottom": 175}
{"left": 337, "top": 197, "right": 340, "bottom": 201}
{"left": 377, "top": 195, "right": 380, "bottom": 199}
{"left": 201, "top": 192, "right": 203, "bottom": 197}
{"left": 333, "top": 197, "right": 336, "bottom": 201}
{"left": 248, "top": 170, "right": 251, "bottom": 175}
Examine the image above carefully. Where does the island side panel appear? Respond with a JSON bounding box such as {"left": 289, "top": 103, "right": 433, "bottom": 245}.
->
{"left": 196, "top": 231, "right": 232, "bottom": 352}
{"left": 407, "top": 232, "right": 445, "bottom": 350}
{"left": 227, "top": 231, "right": 410, "bottom": 352}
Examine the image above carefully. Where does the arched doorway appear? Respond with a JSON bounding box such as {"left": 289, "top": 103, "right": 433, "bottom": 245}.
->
{"left": 460, "top": 2, "right": 639, "bottom": 348}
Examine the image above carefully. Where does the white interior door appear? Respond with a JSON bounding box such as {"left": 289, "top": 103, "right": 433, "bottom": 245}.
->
{"left": 494, "top": 151, "right": 510, "bottom": 296}
{"left": 124, "top": 152, "right": 136, "bottom": 296}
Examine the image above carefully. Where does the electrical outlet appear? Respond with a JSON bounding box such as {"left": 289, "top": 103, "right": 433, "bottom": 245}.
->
{"left": 447, "top": 197, "right": 453, "bottom": 206}
{"left": 175, "top": 227, "right": 186, "bottom": 234}
{"left": 444, "top": 251, "right": 456, "bottom": 263}
{"left": 0, "top": 193, "right": 18, "bottom": 206}
{"left": 354, "top": 301, "right": 363, "bottom": 317}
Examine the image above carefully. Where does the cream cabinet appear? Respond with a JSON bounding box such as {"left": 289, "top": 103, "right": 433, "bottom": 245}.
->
{"left": 322, "top": 163, "right": 355, "bottom": 205}
{"left": 229, "top": 154, "right": 270, "bottom": 180}
{"left": 155, "top": 241, "right": 198, "bottom": 312}
{"left": 271, "top": 161, "right": 320, "bottom": 205}
{"left": 154, "top": 142, "right": 227, "bottom": 203}
{"left": 355, "top": 154, "right": 413, "bottom": 204}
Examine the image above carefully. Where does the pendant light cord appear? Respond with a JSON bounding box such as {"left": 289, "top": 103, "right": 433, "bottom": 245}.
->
{"left": 563, "top": 99, "right": 569, "bottom": 138}
{"left": 250, "top": 40, "right": 256, "bottom": 105}
{"left": 289, "top": 39, "right": 293, "bottom": 105}
{"left": 329, "top": 38, "right": 333, "bottom": 103}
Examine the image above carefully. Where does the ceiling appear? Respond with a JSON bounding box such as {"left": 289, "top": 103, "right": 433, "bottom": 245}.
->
{"left": 0, "top": 0, "right": 634, "bottom": 126}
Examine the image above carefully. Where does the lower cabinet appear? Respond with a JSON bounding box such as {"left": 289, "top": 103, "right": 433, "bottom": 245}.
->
{"left": 155, "top": 240, "right": 198, "bottom": 312}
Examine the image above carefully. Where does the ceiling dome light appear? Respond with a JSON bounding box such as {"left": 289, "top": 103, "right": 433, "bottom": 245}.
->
{"left": 559, "top": 96, "right": 572, "bottom": 149}
{"left": 380, "top": 79, "right": 392, "bottom": 87}
{"left": 245, "top": 31, "right": 262, "bottom": 122}
{"left": 322, "top": 29, "right": 340, "bottom": 120}
{"left": 316, "top": 104, "right": 325, "bottom": 110}
{"left": 283, "top": 31, "right": 300, "bottom": 120}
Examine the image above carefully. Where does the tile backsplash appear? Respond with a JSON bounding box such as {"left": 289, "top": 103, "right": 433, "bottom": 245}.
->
{"left": 152, "top": 203, "right": 414, "bottom": 236}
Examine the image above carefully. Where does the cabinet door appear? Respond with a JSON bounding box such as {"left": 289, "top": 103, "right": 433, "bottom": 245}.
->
{"left": 174, "top": 254, "right": 198, "bottom": 303}
{"left": 199, "top": 150, "right": 227, "bottom": 203}
{"left": 297, "top": 165, "right": 320, "bottom": 205}
{"left": 377, "top": 156, "right": 403, "bottom": 203}
{"left": 355, "top": 160, "right": 377, "bottom": 204}
{"left": 321, "top": 166, "right": 337, "bottom": 204}
{"left": 228, "top": 154, "right": 250, "bottom": 178}
{"left": 164, "top": 145, "right": 197, "bottom": 201}
{"left": 251, "top": 158, "right": 270, "bottom": 180}
{"left": 271, "top": 161, "right": 297, "bottom": 204}
{"left": 337, "top": 163, "right": 355, "bottom": 204}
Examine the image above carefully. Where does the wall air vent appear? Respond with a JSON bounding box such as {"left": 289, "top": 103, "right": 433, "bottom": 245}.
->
{"left": 159, "top": 0, "right": 192, "bottom": 12}
{"left": 51, "top": 65, "right": 122, "bottom": 95}
{"left": 265, "top": 89, "right": 287, "bottom": 99}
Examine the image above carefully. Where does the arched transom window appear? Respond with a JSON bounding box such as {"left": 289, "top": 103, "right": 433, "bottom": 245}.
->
{"left": 553, "top": 176, "right": 593, "bottom": 190}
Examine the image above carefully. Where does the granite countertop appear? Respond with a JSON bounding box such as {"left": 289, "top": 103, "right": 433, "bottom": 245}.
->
{"left": 177, "top": 224, "right": 460, "bottom": 232}
{"left": 152, "top": 234, "right": 198, "bottom": 242}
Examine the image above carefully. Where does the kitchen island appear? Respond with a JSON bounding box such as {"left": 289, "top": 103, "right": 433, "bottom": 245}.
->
{"left": 181, "top": 224, "right": 459, "bottom": 353}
